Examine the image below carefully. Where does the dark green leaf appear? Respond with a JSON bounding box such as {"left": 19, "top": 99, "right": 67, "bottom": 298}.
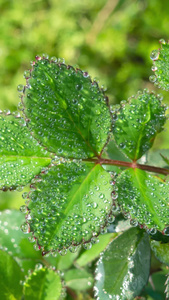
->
{"left": 113, "top": 91, "right": 166, "bottom": 160}
{"left": 64, "top": 269, "right": 94, "bottom": 291}
{"left": 116, "top": 168, "right": 169, "bottom": 231}
{"left": 76, "top": 233, "right": 117, "bottom": 267}
{"left": 0, "top": 114, "right": 51, "bottom": 189}
{"left": 0, "top": 249, "right": 23, "bottom": 300}
{"left": 144, "top": 271, "right": 166, "bottom": 300}
{"left": 95, "top": 228, "right": 150, "bottom": 300}
{"left": 151, "top": 240, "right": 169, "bottom": 266}
{"left": 22, "top": 58, "right": 111, "bottom": 158}
{"left": 23, "top": 265, "right": 62, "bottom": 300}
{"left": 150, "top": 40, "right": 169, "bottom": 90}
{"left": 26, "top": 161, "right": 112, "bottom": 253}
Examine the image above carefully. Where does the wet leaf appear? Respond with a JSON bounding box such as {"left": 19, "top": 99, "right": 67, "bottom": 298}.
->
{"left": 76, "top": 233, "right": 117, "bottom": 267}
{"left": 94, "top": 228, "right": 150, "bottom": 300}
{"left": 23, "top": 266, "right": 62, "bottom": 300}
{"left": 64, "top": 269, "right": 94, "bottom": 291}
{"left": 0, "top": 114, "right": 51, "bottom": 189}
{"left": 22, "top": 58, "right": 111, "bottom": 158}
{"left": 150, "top": 40, "right": 169, "bottom": 90}
{"left": 113, "top": 91, "right": 166, "bottom": 160}
{"left": 0, "top": 209, "right": 42, "bottom": 260}
{"left": 0, "top": 249, "right": 23, "bottom": 300}
{"left": 151, "top": 240, "right": 169, "bottom": 266}
{"left": 26, "top": 161, "right": 112, "bottom": 253}
{"left": 116, "top": 168, "right": 169, "bottom": 231}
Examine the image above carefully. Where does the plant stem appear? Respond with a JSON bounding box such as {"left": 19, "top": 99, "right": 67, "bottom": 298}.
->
{"left": 84, "top": 158, "right": 169, "bottom": 176}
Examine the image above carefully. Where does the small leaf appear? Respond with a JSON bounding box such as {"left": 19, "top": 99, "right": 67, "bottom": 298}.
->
{"left": 64, "top": 269, "right": 94, "bottom": 291}
{"left": 165, "top": 273, "right": 169, "bottom": 299}
{"left": 94, "top": 228, "right": 150, "bottom": 300}
{"left": 0, "top": 114, "right": 51, "bottom": 189}
{"left": 160, "top": 153, "right": 169, "bottom": 166}
{"left": 23, "top": 265, "right": 62, "bottom": 300}
{"left": 113, "top": 91, "right": 166, "bottom": 160}
{"left": 146, "top": 149, "right": 169, "bottom": 168}
{"left": 150, "top": 40, "right": 169, "bottom": 90}
{"left": 116, "top": 168, "right": 169, "bottom": 231}
{"left": 26, "top": 161, "right": 112, "bottom": 253}
{"left": 0, "top": 249, "right": 23, "bottom": 300}
{"left": 76, "top": 233, "right": 117, "bottom": 267}
{"left": 151, "top": 240, "right": 169, "bottom": 266}
{"left": 22, "top": 58, "right": 111, "bottom": 158}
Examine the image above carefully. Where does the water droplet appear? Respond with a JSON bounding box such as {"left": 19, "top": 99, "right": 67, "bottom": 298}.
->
{"left": 20, "top": 205, "right": 27, "bottom": 213}
{"left": 20, "top": 222, "right": 30, "bottom": 234}
{"left": 17, "top": 84, "right": 24, "bottom": 92}
{"left": 150, "top": 50, "right": 159, "bottom": 61}
{"left": 83, "top": 242, "right": 92, "bottom": 250}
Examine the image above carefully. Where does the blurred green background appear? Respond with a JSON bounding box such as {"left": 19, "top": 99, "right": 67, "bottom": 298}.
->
{"left": 0, "top": 0, "right": 169, "bottom": 209}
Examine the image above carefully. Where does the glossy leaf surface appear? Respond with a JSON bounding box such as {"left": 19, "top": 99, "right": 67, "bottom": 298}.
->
{"left": 113, "top": 91, "right": 166, "bottom": 160}
{"left": 151, "top": 41, "right": 169, "bottom": 90}
{"left": 116, "top": 168, "right": 169, "bottom": 231}
{"left": 23, "top": 266, "right": 62, "bottom": 300}
{"left": 0, "top": 114, "right": 51, "bottom": 189}
{"left": 27, "top": 161, "right": 112, "bottom": 252}
{"left": 95, "top": 228, "right": 150, "bottom": 300}
{"left": 0, "top": 250, "right": 23, "bottom": 300}
{"left": 23, "top": 59, "right": 111, "bottom": 158}
{"left": 151, "top": 240, "right": 169, "bottom": 266}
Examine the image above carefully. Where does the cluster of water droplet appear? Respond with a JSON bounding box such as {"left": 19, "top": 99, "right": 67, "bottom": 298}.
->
{"left": 116, "top": 169, "right": 169, "bottom": 231}
{"left": 112, "top": 90, "right": 166, "bottom": 160}
{"left": 19, "top": 55, "right": 111, "bottom": 159}
{"left": 150, "top": 39, "right": 169, "bottom": 90}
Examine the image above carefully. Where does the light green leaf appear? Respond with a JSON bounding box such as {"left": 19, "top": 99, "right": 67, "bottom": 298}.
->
{"left": 165, "top": 273, "right": 169, "bottom": 299}
{"left": 113, "top": 91, "right": 166, "bottom": 160}
{"left": 146, "top": 149, "right": 169, "bottom": 168}
{"left": 151, "top": 240, "right": 169, "bottom": 266}
{"left": 76, "top": 233, "right": 117, "bottom": 267}
{"left": 0, "top": 209, "right": 42, "bottom": 260}
{"left": 26, "top": 161, "right": 112, "bottom": 253}
{"left": 94, "top": 228, "right": 150, "bottom": 300}
{"left": 22, "top": 58, "right": 111, "bottom": 158}
{"left": 0, "top": 249, "right": 23, "bottom": 300}
{"left": 150, "top": 40, "right": 169, "bottom": 90}
{"left": 160, "top": 153, "right": 169, "bottom": 166}
{"left": 23, "top": 266, "right": 62, "bottom": 300}
{"left": 64, "top": 269, "right": 94, "bottom": 291}
{"left": 116, "top": 168, "right": 169, "bottom": 231}
{"left": 0, "top": 114, "right": 51, "bottom": 189}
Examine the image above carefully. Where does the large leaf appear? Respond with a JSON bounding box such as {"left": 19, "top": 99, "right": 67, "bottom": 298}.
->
{"left": 0, "top": 249, "right": 23, "bottom": 300}
{"left": 116, "top": 168, "right": 169, "bottom": 231}
{"left": 22, "top": 58, "right": 111, "bottom": 158}
{"left": 26, "top": 161, "right": 112, "bottom": 253}
{"left": 112, "top": 91, "right": 166, "bottom": 160}
{"left": 150, "top": 40, "right": 169, "bottom": 90}
{"left": 151, "top": 240, "right": 169, "bottom": 266}
{"left": 23, "top": 266, "right": 62, "bottom": 300}
{"left": 0, "top": 114, "right": 51, "bottom": 189}
{"left": 94, "top": 228, "right": 150, "bottom": 300}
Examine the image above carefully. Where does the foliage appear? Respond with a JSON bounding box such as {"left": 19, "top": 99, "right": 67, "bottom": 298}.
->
{"left": 0, "top": 38, "right": 169, "bottom": 299}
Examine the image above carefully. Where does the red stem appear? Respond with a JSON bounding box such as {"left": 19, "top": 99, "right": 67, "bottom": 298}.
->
{"left": 84, "top": 158, "right": 169, "bottom": 176}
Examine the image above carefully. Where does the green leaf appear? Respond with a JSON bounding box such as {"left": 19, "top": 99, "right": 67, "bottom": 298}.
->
{"left": 0, "top": 249, "right": 23, "bottom": 300}
{"left": 165, "top": 273, "right": 169, "bottom": 299}
{"left": 95, "top": 228, "right": 150, "bottom": 300}
{"left": 144, "top": 271, "right": 166, "bottom": 300}
{"left": 160, "top": 153, "right": 169, "bottom": 166}
{"left": 23, "top": 265, "right": 62, "bottom": 300}
{"left": 151, "top": 240, "right": 169, "bottom": 266}
{"left": 150, "top": 40, "right": 169, "bottom": 90}
{"left": 0, "top": 114, "right": 51, "bottom": 189}
{"left": 0, "top": 209, "right": 42, "bottom": 260}
{"left": 116, "top": 168, "right": 169, "bottom": 231}
{"left": 76, "top": 233, "right": 117, "bottom": 267}
{"left": 26, "top": 161, "right": 112, "bottom": 253}
{"left": 64, "top": 269, "right": 94, "bottom": 291}
{"left": 113, "top": 90, "right": 166, "bottom": 160}
{"left": 22, "top": 58, "right": 111, "bottom": 158}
